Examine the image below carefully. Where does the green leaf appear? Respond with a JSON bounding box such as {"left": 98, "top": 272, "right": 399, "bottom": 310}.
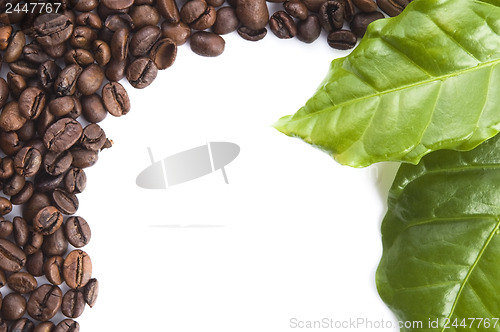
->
{"left": 274, "top": 0, "right": 500, "bottom": 167}
{"left": 376, "top": 134, "right": 500, "bottom": 332}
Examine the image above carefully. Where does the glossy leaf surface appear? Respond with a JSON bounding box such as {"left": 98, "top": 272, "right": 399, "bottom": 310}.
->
{"left": 377, "top": 135, "right": 500, "bottom": 331}
{"left": 274, "top": 0, "right": 500, "bottom": 167}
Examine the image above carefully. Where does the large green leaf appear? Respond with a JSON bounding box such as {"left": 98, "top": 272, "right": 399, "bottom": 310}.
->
{"left": 377, "top": 134, "right": 500, "bottom": 331}
{"left": 274, "top": 0, "right": 500, "bottom": 167}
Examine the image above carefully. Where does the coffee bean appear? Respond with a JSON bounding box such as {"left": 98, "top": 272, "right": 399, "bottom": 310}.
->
{"left": 70, "top": 0, "right": 98, "bottom": 12}
{"left": 130, "top": 5, "right": 161, "bottom": 29}
{"left": 76, "top": 12, "right": 103, "bottom": 29}
{"left": 104, "top": 14, "right": 135, "bottom": 32}
{"left": 64, "top": 168, "right": 87, "bottom": 194}
{"left": 102, "top": 81, "right": 130, "bottom": 116}
{"left": 23, "top": 229, "right": 43, "bottom": 255}
{"left": 350, "top": 11, "right": 385, "bottom": 37}
{"left": 0, "top": 238, "right": 25, "bottom": 272}
{"left": 35, "top": 172, "right": 65, "bottom": 193}
{"left": 270, "top": 11, "right": 297, "bottom": 39}
{"left": 0, "top": 101, "right": 27, "bottom": 131}
{"left": 62, "top": 289, "right": 85, "bottom": 318}
{"left": 83, "top": 278, "right": 98, "bottom": 307}
{"left": 102, "top": 0, "right": 134, "bottom": 10}
{"left": 7, "top": 271, "right": 38, "bottom": 294}
{"left": 181, "top": 0, "right": 216, "bottom": 30}
{"left": 319, "top": 1, "right": 344, "bottom": 32}
{"left": 0, "top": 219, "right": 13, "bottom": 238}
{"left": 0, "top": 77, "right": 8, "bottom": 110}
{"left": 54, "top": 64, "right": 83, "bottom": 97}
{"left": 327, "top": 29, "right": 357, "bottom": 49}
{"left": 11, "top": 181, "right": 34, "bottom": 205}
{"left": 64, "top": 49, "right": 95, "bottom": 67}
{"left": 0, "top": 197, "right": 12, "bottom": 216}
{"left": 81, "top": 94, "right": 107, "bottom": 123}
{"left": 14, "top": 146, "right": 42, "bottom": 177}
{"left": 33, "top": 205, "right": 63, "bottom": 235}
{"left": 13, "top": 216, "right": 28, "bottom": 247}
{"left": 149, "top": 38, "right": 177, "bottom": 70}
{"left": 7, "top": 72, "right": 26, "bottom": 100}
{"left": 64, "top": 216, "right": 91, "bottom": 248}
{"left": 157, "top": 0, "right": 181, "bottom": 23}
{"left": 80, "top": 124, "right": 106, "bottom": 151}
{"left": 0, "top": 157, "right": 14, "bottom": 180}
{"left": 42, "top": 42, "right": 67, "bottom": 59}
{"left": 43, "top": 150, "right": 73, "bottom": 176}
{"left": 69, "top": 146, "right": 99, "bottom": 168}
{"left": 54, "top": 319, "right": 79, "bottom": 332}
{"left": 33, "top": 14, "right": 74, "bottom": 46}
{"left": 52, "top": 188, "right": 79, "bottom": 215}
{"left": 4, "top": 174, "right": 25, "bottom": 196}
{"left": 48, "top": 96, "right": 75, "bottom": 117}
{"left": 39, "top": 60, "right": 61, "bottom": 91}
{"left": 105, "top": 58, "right": 127, "bottom": 82}
{"left": 42, "top": 227, "right": 68, "bottom": 257}
{"left": 70, "top": 26, "right": 97, "bottom": 50}
{"left": 27, "top": 284, "right": 63, "bottom": 321}
{"left": 63, "top": 249, "right": 92, "bottom": 289}
{"left": 377, "top": 0, "right": 409, "bottom": 16}
{"left": 33, "top": 321, "right": 55, "bottom": 332}
{"left": 0, "top": 131, "right": 22, "bottom": 156}
{"left": 4, "top": 30, "right": 25, "bottom": 63}
{"left": 26, "top": 250, "right": 44, "bottom": 277}
{"left": 126, "top": 57, "right": 159, "bottom": 89}
{"left": 161, "top": 21, "right": 191, "bottom": 46}
{"left": 43, "top": 255, "right": 64, "bottom": 285}
{"left": 10, "top": 317, "right": 34, "bottom": 332}
{"left": 2, "top": 293, "right": 26, "bottom": 320}
{"left": 93, "top": 40, "right": 112, "bottom": 66}
{"left": 76, "top": 64, "right": 104, "bottom": 96}
{"left": 301, "top": 0, "right": 326, "bottom": 12}
{"left": 43, "top": 118, "right": 83, "bottom": 153}
{"left": 213, "top": 7, "right": 239, "bottom": 35}
{"left": 337, "top": 0, "right": 355, "bottom": 21}
{"left": 23, "top": 43, "right": 51, "bottom": 64}
{"left": 284, "top": 0, "right": 309, "bottom": 20}
{"left": 236, "top": 0, "right": 269, "bottom": 31}
{"left": 129, "top": 25, "right": 162, "bottom": 57}
{"left": 110, "top": 28, "right": 129, "bottom": 61}
{"left": 352, "top": 0, "right": 378, "bottom": 12}
{"left": 191, "top": 31, "right": 225, "bottom": 56}
{"left": 0, "top": 25, "right": 12, "bottom": 50}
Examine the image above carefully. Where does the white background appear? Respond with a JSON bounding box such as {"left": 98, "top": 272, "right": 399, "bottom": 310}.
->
{"left": 70, "top": 25, "right": 403, "bottom": 331}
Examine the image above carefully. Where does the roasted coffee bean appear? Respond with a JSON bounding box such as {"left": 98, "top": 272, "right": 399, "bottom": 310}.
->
{"left": 19, "top": 87, "right": 46, "bottom": 120}
{"left": 23, "top": 192, "right": 51, "bottom": 224}
{"left": 126, "top": 57, "right": 158, "bottom": 89}
{"left": 62, "top": 289, "right": 85, "bottom": 318}
{"left": 27, "top": 284, "right": 63, "bottom": 321}
{"left": 35, "top": 172, "right": 64, "bottom": 194}
{"left": 36, "top": 108, "right": 56, "bottom": 138}
{"left": 64, "top": 216, "right": 91, "bottom": 248}
{"left": 43, "top": 255, "right": 64, "bottom": 285}
{"left": 377, "top": 0, "right": 409, "bottom": 16}
{"left": 70, "top": 26, "right": 97, "bottom": 50}
{"left": 0, "top": 157, "right": 15, "bottom": 180}
{"left": 102, "top": 82, "right": 129, "bottom": 117}
{"left": 10, "top": 318, "right": 35, "bottom": 332}
{"left": 48, "top": 96, "right": 74, "bottom": 117}
{"left": 4, "top": 174, "right": 25, "bottom": 196}
{"left": 26, "top": 250, "right": 44, "bottom": 277}
{"left": 70, "top": 0, "right": 99, "bottom": 11}
{"left": 4, "top": 30, "right": 25, "bottom": 63}
{"left": 76, "top": 64, "right": 104, "bottom": 96}
{"left": 180, "top": 0, "right": 216, "bottom": 30}
{"left": 64, "top": 49, "right": 95, "bottom": 67}
{"left": 337, "top": 0, "right": 355, "bottom": 21}
{"left": 284, "top": 0, "right": 309, "bottom": 20}
{"left": 129, "top": 25, "right": 162, "bottom": 57}
{"left": 302, "top": 0, "right": 327, "bottom": 11}
{"left": 212, "top": 7, "right": 239, "bottom": 35}
{"left": 0, "top": 77, "right": 8, "bottom": 109}
{"left": 11, "top": 181, "right": 34, "bottom": 205}
{"left": 54, "top": 64, "right": 83, "bottom": 97}
{"left": 33, "top": 14, "right": 74, "bottom": 46}
{"left": 63, "top": 249, "right": 92, "bottom": 289}
{"left": 350, "top": 11, "right": 385, "bottom": 37}
{"left": 270, "top": 11, "right": 297, "bottom": 39}
{"left": 80, "top": 124, "right": 106, "bottom": 151}
{"left": 43, "top": 118, "right": 83, "bottom": 153}
{"left": 52, "top": 188, "right": 79, "bottom": 215}
{"left": 0, "top": 25, "right": 12, "bottom": 50}
{"left": 69, "top": 147, "right": 98, "bottom": 168}
{"left": 43, "top": 150, "right": 73, "bottom": 176}
{"left": 7, "top": 72, "right": 26, "bottom": 100}
{"left": 236, "top": 0, "right": 269, "bottom": 31}
{"left": 13, "top": 216, "right": 28, "bottom": 247}
{"left": 102, "top": 0, "right": 134, "bottom": 10}
{"left": 327, "top": 29, "right": 357, "bottom": 49}
{"left": 23, "top": 43, "right": 51, "bottom": 64}
{"left": 319, "top": 1, "right": 344, "bottom": 32}
{"left": 0, "top": 219, "right": 13, "bottom": 238}
{"left": 149, "top": 38, "right": 177, "bottom": 70}
{"left": 104, "top": 14, "right": 134, "bottom": 32}
{"left": 104, "top": 58, "right": 127, "bottom": 82}
{"left": 2, "top": 293, "right": 27, "bottom": 320}
{"left": 64, "top": 168, "right": 86, "bottom": 194}
{"left": 83, "top": 278, "right": 98, "bottom": 307}
{"left": 33, "top": 206, "right": 63, "bottom": 235}
{"left": 17, "top": 120, "right": 36, "bottom": 141}
{"left": 191, "top": 31, "right": 225, "bottom": 56}
{"left": 42, "top": 42, "right": 67, "bottom": 59}
{"left": 161, "top": 21, "right": 191, "bottom": 46}
{"left": 7, "top": 271, "right": 38, "bottom": 294}
{"left": 76, "top": 12, "right": 103, "bottom": 29}
{"left": 0, "top": 101, "right": 26, "bottom": 131}
{"left": 0, "top": 131, "right": 22, "bottom": 156}
{"left": 352, "top": 0, "right": 378, "bottom": 12}
{"left": 93, "top": 40, "right": 112, "bottom": 66}
{"left": 23, "top": 229, "right": 43, "bottom": 255}
{"left": 0, "top": 197, "right": 12, "bottom": 216}
{"left": 14, "top": 146, "right": 42, "bottom": 177}
{"left": 110, "top": 28, "right": 129, "bottom": 61}
{"left": 130, "top": 5, "right": 161, "bottom": 29}
{"left": 54, "top": 319, "right": 79, "bottom": 332}
{"left": 33, "top": 321, "right": 55, "bottom": 332}
{"left": 42, "top": 227, "right": 67, "bottom": 257}
{"left": 81, "top": 94, "right": 107, "bottom": 123}
{"left": 157, "top": 0, "right": 181, "bottom": 23}
{"left": 39, "top": 60, "right": 61, "bottom": 91}
{"left": 0, "top": 238, "right": 25, "bottom": 272}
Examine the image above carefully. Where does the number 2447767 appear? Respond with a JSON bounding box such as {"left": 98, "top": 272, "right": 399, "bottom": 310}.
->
{"left": 5, "top": 2, "right": 62, "bottom": 14}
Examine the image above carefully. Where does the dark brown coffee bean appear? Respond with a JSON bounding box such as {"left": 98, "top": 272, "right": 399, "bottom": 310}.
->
{"left": 39, "top": 60, "right": 61, "bottom": 91}
{"left": 104, "top": 13, "right": 134, "bottom": 32}
{"left": 191, "top": 31, "right": 225, "bottom": 56}
{"left": 80, "top": 124, "right": 106, "bottom": 151}
{"left": 7, "top": 72, "right": 26, "bottom": 100}
{"left": 11, "top": 318, "right": 35, "bottom": 332}
{"left": 180, "top": 0, "right": 216, "bottom": 30}
{"left": 64, "top": 49, "right": 95, "bottom": 67}
{"left": 64, "top": 216, "right": 91, "bottom": 248}
{"left": 319, "top": 1, "right": 344, "bottom": 32}
{"left": 102, "top": 81, "right": 130, "bottom": 116}
{"left": 4, "top": 30, "right": 25, "bottom": 63}
{"left": 110, "top": 28, "right": 129, "bottom": 61}
{"left": 149, "top": 38, "right": 177, "bottom": 70}
{"left": 0, "top": 197, "right": 12, "bottom": 216}
{"left": 83, "top": 278, "right": 98, "bottom": 308}
{"left": 48, "top": 96, "right": 74, "bottom": 117}
{"left": 33, "top": 206, "right": 63, "bottom": 235}
{"left": 11, "top": 181, "right": 34, "bottom": 205}
{"left": 18, "top": 88, "right": 46, "bottom": 121}
{"left": 0, "top": 157, "right": 14, "bottom": 180}
{"left": 236, "top": 0, "right": 269, "bottom": 31}
{"left": 23, "top": 43, "right": 51, "bottom": 64}
{"left": 104, "top": 58, "right": 127, "bottom": 82}
{"left": 4, "top": 174, "right": 25, "bottom": 196}
{"left": 102, "top": 0, "right": 134, "bottom": 10}
{"left": 62, "top": 290, "right": 85, "bottom": 318}
{"left": 284, "top": 0, "right": 308, "bottom": 20}
{"left": 69, "top": 147, "right": 98, "bottom": 169}
{"left": 327, "top": 29, "right": 357, "bottom": 49}
{"left": 23, "top": 229, "right": 43, "bottom": 255}
{"left": 92, "top": 40, "right": 112, "bottom": 67}
{"left": 33, "top": 321, "right": 55, "bottom": 332}
{"left": 337, "top": 0, "right": 355, "bottom": 21}
{"left": 237, "top": 26, "right": 267, "bottom": 41}
{"left": 161, "top": 21, "right": 191, "bottom": 46}
{"left": 26, "top": 250, "right": 44, "bottom": 277}
{"left": 43, "top": 150, "right": 73, "bottom": 176}
{"left": 0, "top": 238, "right": 26, "bottom": 272}
{"left": 0, "top": 77, "right": 8, "bottom": 110}
{"left": 157, "top": 0, "right": 181, "bottom": 23}
{"left": 52, "top": 188, "right": 79, "bottom": 215}
{"left": 126, "top": 57, "right": 158, "bottom": 89}
{"left": 0, "top": 101, "right": 27, "bottom": 131}
{"left": 76, "top": 12, "right": 102, "bottom": 29}
{"left": 0, "top": 25, "right": 12, "bottom": 51}
{"left": 2, "top": 293, "right": 26, "bottom": 320}
{"left": 43, "top": 118, "right": 83, "bottom": 153}
{"left": 43, "top": 256, "right": 64, "bottom": 286}
{"left": 130, "top": 5, "right": 161, "bottom": 29}
{"left": 64, "top": 168, "right": 86, "bottom": 194}
{"left": 7, "top": 271, "right": 38, "bottom": 294}
{"left": 212, "top": 7, "right": 239, "bottom": 35}
{"left": 63, "top": 249, "right": 92, "bottom": 289}
{"left": 13, "top": 216, "right": 28, "bottom": 247}
{"left": 352, "top": 0, "right": 377, "bottom": 12}
{"left": 377, "top": 0, "right": 409, "bottom": 16}
{"left": 14, "top": 146, "right": 42, "bottom": 177}
{"left": 17, "top": 120, "right": 35, "bottom": 142}
{"left": 35, "top": 172, "right": 65, "bottom": 194}
{"left": 0, "top": 131, "right": 22, "bottom": 156}
{"left": 0, "top": 219, "right": 13, "bottom": 238}
{"left": 42, "top": 227, "right": 67, "bottom": 257}
{"left": 54, "top": 64, "right": 83, "bottom": 97}
{"left": 27, "top": 284, "right": 63, "bottom": 321}
{"left": 42, "top": 42, "right": 67, "bottom": 59}
{"left": 81, "top": 94, "right": 107, "bottom": 123}
{"left": 350, "top": 11, "right": 384, "bottom": 37}
{"left": 270, "top": 11, "right": 297, "bottom": 39}
{"left": 70, "top": 26, "right": 97, "bottom": 50}
{"left": 70, "top": 0, "right": 98, "bottom": 11}
{"left": 33, "top": 14, "right": 74, "bottom": 46}
{"left": 76, "top": 64, "right": 104, "bottom": 96}
{"left": 302, "top": 0, "right": 327, "bottom": 11}
{"left": 23, "top": 192, "right": 50, "bottom": 223}
{"left": 129, "top": 25, "right": 161, "bottom": 57}
{"left": 36, "top": 107, "right": 56, "bottom": 138}
{"left": 54, "top": 319, "right": 79, "bottom": 332}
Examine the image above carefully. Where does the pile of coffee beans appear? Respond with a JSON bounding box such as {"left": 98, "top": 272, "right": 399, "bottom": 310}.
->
{"left": 0, "top": 0, "right": 410, "bottom": 330}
